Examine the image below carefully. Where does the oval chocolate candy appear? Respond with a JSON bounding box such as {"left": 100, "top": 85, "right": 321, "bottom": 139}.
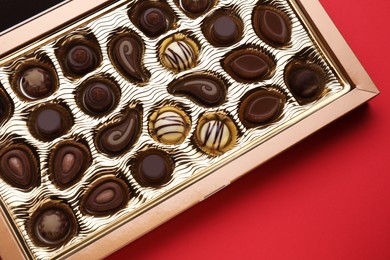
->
{"left": 50, "top": 142, "right": 91, "bottom": 188}
{"left": 168, "top": 74, "right": 226, "bottom": 107}
{"left": 96, "top": 108, "right": 142, "bottom": 156}
{"left": 0, "top": 145, "right": 38, "bottom": 189}
{"left": 110, "top": 34, "right": 149, "bottom": 82}
{"left": 82, "top": 178, "right": 129, "bottom": 216}
{"left": 224, "top": 49, "right": 274, "bottom": 82}
{"left": 239, "top": 89, "right": 285, "bottom": 128}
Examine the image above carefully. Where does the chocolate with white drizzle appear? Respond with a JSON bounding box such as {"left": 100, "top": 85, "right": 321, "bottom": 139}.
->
{"left": 96, "top": 108, "right": 141, "bottom": 156}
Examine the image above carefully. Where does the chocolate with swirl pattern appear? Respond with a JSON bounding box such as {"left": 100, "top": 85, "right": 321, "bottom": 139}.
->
{"left": 96, "top": 108, "right": 142, "bottom": 156}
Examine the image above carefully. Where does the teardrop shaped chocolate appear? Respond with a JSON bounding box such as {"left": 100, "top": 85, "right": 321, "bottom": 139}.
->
{"left": 168, "top": 74, "right": 226, "bottom": 107}
{"left": 96, "top": 108, "right": 142, "bottom": 156}
{"left": 254, "top": 7, "right": 291, "bottom": 47}
{"left": 239, "top": 90, "right": 285, "bottom": 128}
{"left": 50, "top": 141, "right": 91, "bottom": 188}
{"left": 110, "top": 34, "right": 149, "bottom": 82}
{"left": 82, "top": 178, "right": 129, "bottom": 216}
{"left": 0, "top": 145, "right": 38, "bottom": 189}
{"left": 224, "top": 50, "right": 274, "bottom": 82}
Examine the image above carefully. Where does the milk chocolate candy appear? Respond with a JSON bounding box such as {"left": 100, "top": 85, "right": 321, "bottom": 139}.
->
{"left": 178, "top": 0, "right": 215, "bottom": 18}
{"left": 0, "top": 87, "right": 12, "bottom": 124}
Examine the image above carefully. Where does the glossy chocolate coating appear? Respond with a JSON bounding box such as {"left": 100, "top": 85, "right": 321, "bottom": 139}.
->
{"left": 82, "top": 82, "right": 115, "bottom": 114}
{"left": 0, "top": 89, "right": 11, "bottom": 123}
{"left": 286, "top": 64, "right": 325, "bottom": 103}
{"left": 224, "top": 50, "right": 273, "bottom": 82}
{"left": 133, "top": 149, "right": 173, "bottom": 187}
{"left": 204, "top": 14, "right": 242, "bottom": 46}
{"left": 65, "top": 44, "right": 98, "bottom": 75}
{"left": 97, "top": 109, "right": 141, "bottom": 155}
{"left": 180, "top": 0, "right": 210, "bottom": 15}
{"left": 139, "top": 7, "right": 168, "bottom": 37}
{"left": 168, "top": 74, "right": 226, "bottom": 107}
{"left": 240, "top": 90, "right": 284, "bottom": 127}
{"left": 20, "top": 67, "right": 54, "bottom": 99}
{"left": 51, "top": 143, "right": 90, "bottom": 188}
{"left": 111, "top": 35, "right": 148, "bottom": 82}
{"left": 255, "top": 8, "right": 290, "bottom": 46}
{"left": 0, "top": 146, "right": 38, "bottom": 189}
{"left": 82, "top": 179, "right": 129, "bottom": 216}
{"left": 33, "top": 207, "right": 73, "bottom": 246}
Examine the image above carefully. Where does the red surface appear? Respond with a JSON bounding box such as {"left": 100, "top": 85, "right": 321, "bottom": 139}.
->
{"left": 108, "top": 0, "right": 390, "bottom": 259}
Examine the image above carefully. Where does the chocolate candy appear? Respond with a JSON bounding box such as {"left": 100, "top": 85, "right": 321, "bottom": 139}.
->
{"left": 96, "top": 108, "right": 141, "bottom": 156}
{"left": 65, "top": 44, "right": 99, "bottom": 75}
{"left": 149, "top": 107, "right": 191, "bottom": 145}
{"left": 49, "top": 141, "right": 91, "bottom": 188}
{"left": 0, "top": 145, "right": 39, "bottom": 190}
{"left": 81, "top": 178, "right": 129, "bottom": 216}
{"left": 203, "top": 11, "right": 243, "bottom": 47}
{"left": 30, "top": 203, "right": 77, "bottom": 247}
{"left": 29, "top": 104, "right": 73, "bottom": 141}
{"left": 285, "top": 61, "right": 326, "bottom": 104}
{"left": 253, "top": 7, "right": 291, "bottom": 47}
{"left": 0, "top": 88, "right": 12, "bottom": 124}
{"left": 110, "top": 34, "right": 149, "bottom": 82}
{"left": 160, "top": 35, "right": 198, "bottom": 72}
{"left": 19, "top": 66, "right": 55, "bottom": 99}
{"left": 168, "top": 74, "right": 226, "bottom": 107}
{"left": 239, "top": 90, "right": 285, "bottom": 128}
{"left": 132, "top": 149, "right": 173, "bottom": 187}
{"left": 78, "top": 80, "right": 119, "bottom": 116}
{"left": 179, "top": 0, "right": 213, "bottom": 17}
{"left": 194, "top": 113, "right": 237, "bottom": 156}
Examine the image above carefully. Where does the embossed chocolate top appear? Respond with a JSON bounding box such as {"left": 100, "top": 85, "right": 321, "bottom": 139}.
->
{"left": 79, "top": 81, "right": 119, "bottom": 116}
{"left": 19, "top": 67, "right": 55, "bottom": 99}
{"left": 65, "top": 44, "right": 99, "bottom": 75}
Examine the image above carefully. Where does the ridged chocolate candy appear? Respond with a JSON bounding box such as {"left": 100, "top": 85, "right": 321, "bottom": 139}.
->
{"left": 0, "top": 145, "right": 38, "bottom": 190}
{"left": 82, "top": 178, "right": 129, "bottom": 216}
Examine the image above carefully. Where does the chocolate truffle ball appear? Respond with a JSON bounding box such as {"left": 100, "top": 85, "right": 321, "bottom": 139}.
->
{"left": 139, "top": 7, "right": 169, "bottom": 37}
{"left": 81, "top": 82, "right": 116, "bottom": 115}
{"left": 65, "top": 44, "right": 99, "bottom": 75}
{"left": 20, "top": 67, "right": 54, "bottom": 99}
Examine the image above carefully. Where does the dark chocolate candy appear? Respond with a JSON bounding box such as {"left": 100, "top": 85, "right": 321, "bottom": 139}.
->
{"left": 254, "top": 7, "right": 291, "bottom": 47}
{"left": 239, "top": 90, "right": 285, "bottom": 128}
{"left": 97, "top": 108, "right": 141, "bottom": 156}
{"left": 180, "top": 0, "right": 212, "bottom": 16}
{"left": 82, "top": 178, "right": 129, "bottom": 216}
{"left": 0, "top": 88, "right": 12, "bottom": 123}
{"left": 139, "top": 7, "right": 168, "bottom": 37}
{"left": 133, "top": 149, "right": 173, "bottom": 187}
{"left": 81, "top": 82, "right": 116, "bottom": 115}
{"left": 0, "top": 145, "right": 38, "bottom": 189}
{"left": 203, "top": 13, "right": 243, "bottom": 47}
{"left": 20, "top": 67, "right": 54, "bottom": 99}
{"left": 224, "top": 50, "right": 274, "bottom": 82}
{"left": 32, "top": 205, "right": 76, "bottom": 246}
{"left": 285, "top": 62, "right": 326, "bottom": 104}
{"left": 110, "top": 34, "right": 148, "bottom": 82}
{"left": 50, "top": 142, "right": 91, "bottom": 188}
{"left": 168, "top": 74, "right": 226, "bottom": 107}
{"left": 29, "top": 104, "right": 73, "bottom": 141}
{"left": 65, "top": 44, "right": 98, "bottom": 75}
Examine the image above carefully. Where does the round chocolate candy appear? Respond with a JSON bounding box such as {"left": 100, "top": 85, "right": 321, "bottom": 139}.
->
{"left": 179, "top": 0, "right": 212, "bottom": 17}
{"left": 203, "top": 12, "right": 243, "bottom": 47}
{"left": 96, "top": 108, "right": 142, "bottom": 156}
{"left": 0, "top": 145, "right": 39, "bottom": 190}
{"left": 110, "top": 34, "right": 149, "bottom": 82}
{"left": 29, "top": 104, "right": 73, "bottom": 141}
{"left": 50, "top": 141, "right": 91, "bottom": 188}
{"left": 30, "top": 203, "right": 77, "bottom": 247}
{"left": 132, "top": 149, "right": 173, "bottom": 187}
{"left": 239, "top": 89, "right": 285, "bottom": 128}
{"left": 65, "top": 44, "right": 99, "bottom": 75}
{"left": 149, "top": 107, "right": 191, "bottom": 145}
{"left": 19, "top": 67, "right": 55, "bottom": 99}
{"left": 223, "top": 49, "right": 274, "bottom": 82}
{"left": 168, "top": 73, "right": 226, "bottom": 107}
{"left": 160, "top": 35, "right": 198, "bottom": 72}
{"left": 254, "top": 7, "right": 291, "bottom": 47}
{"left": 194, "top": 113, "right": 237, "bottom": 156}
{"left": 81, "top": 178, "right": 129, "bottom": 216}
{"left": 285, "top": 62, "right": 326, "bottom": 104}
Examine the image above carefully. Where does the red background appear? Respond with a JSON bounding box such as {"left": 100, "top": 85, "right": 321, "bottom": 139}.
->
{"left": 109, "top": 0, "right": 390, "bottom": 259}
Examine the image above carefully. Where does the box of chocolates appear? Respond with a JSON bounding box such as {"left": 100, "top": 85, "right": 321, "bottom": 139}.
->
{"left": 0, "top": 0, "right": 379, "bottom": 259}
